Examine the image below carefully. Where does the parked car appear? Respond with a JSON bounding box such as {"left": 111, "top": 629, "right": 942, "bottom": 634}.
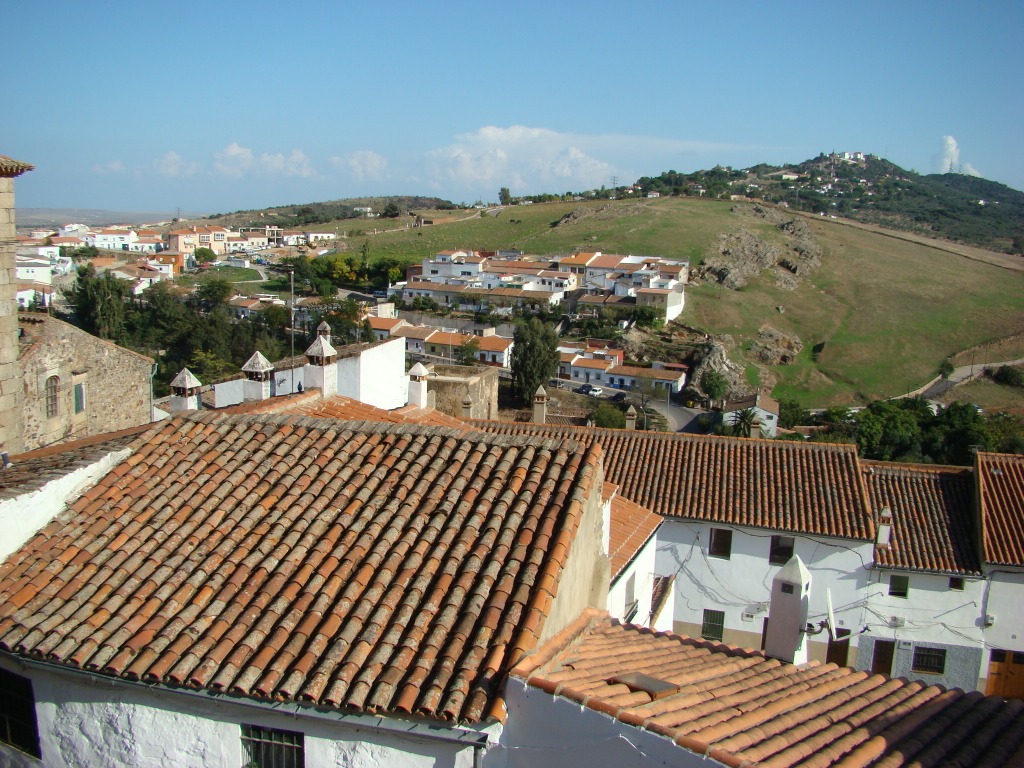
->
{"left": 547, "top": 378, "right": 564, "bottom": 389}
{"left": 610, "top": 391, "right": 628, "bottom": 403}
{"left": 587, "top": 387, "right": 604, "bottom": 397}
{"left": 575, "top": 383, "right": 593, "bottom": 395}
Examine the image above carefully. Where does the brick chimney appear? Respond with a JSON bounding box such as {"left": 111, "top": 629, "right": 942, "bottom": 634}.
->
{"left": 241, "top": 351, "right": 275, "bottom": 401}
{"left": 532, "top": 385, "right": 548, "bottom": 424}
{"left": 169, "top": 368, "right": 202, "bottom": 412}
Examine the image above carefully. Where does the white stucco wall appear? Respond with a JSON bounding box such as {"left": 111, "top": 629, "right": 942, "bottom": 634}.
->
{"left": 0, "top": 448, "right": 131, "bottom": 562}
{"left": 337, "top": 337, "right": 407, "bottom": 410}
{"left": 0, "top": 659, "right": 499, "bottom": 768}
{"left": 608, "top": 536, "right": 657, "bottom": 627}
{"left": 500, "top": 677, "right": 717, "bottom": 768}
{"left": 983, "top": 568, "right": 1024, "bottom": 652}
{"left": 655, "top": 520, "right": 872, "bottom": 660}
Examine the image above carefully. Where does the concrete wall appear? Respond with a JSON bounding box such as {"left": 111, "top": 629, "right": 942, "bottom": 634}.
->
{"left": 18, "top": 316, "right": 153, "bottom": 453}
{"left": 430, "top": 364, "right": 499, "bottom": 421}
{"left": 855, "top": 635, "right": 983, "bottom": 692}
{"left": 0, "top": 658, "right": 498, "bottom": 768}
{"left": 500, "top": 677, "right": 712, "bottom": 768}
{"left": 608, "top": 535, "right": 658, "bottom": 627}
{"left": 655, "top": 519, "right": 872, "bottom": 663}
{"left": 0, "top": 175, "right": 24, "bottom": 454}
{"left": 538, "top": 462, "right": 609, "bottom": 646}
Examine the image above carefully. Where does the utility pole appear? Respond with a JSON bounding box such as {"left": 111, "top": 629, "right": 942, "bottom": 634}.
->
{"left": 289, "top": 268, "right": 296, "bottom": 393}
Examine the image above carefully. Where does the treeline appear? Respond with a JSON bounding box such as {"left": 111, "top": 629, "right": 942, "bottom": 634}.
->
{"left": 62, "top": 265, "right": 371, "bottom": 395}
{"left": 778, "top": 396, "right": 1024, "bottom": 465}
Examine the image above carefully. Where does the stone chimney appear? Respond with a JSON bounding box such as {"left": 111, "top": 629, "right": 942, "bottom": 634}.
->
{"left": 532, "top": 385, "right": 547, "bottom": 424}
{"left": 750, "top": 416, "right": 762, "bottom": 439}
{"left": 408, "top": 362, "right": 431, "bottom": 408}
{"left": 303, "top": 325, "right": 338, "bottom": 396}
{"left": 169, "top": 368, "right": 202, "bottom": 412}
{"left": 461, "top": 396, "right": 473, "bottom": 420}
{"left": 241, "top": 351, "right": 275, "bottom": 402}
{"left": 625, "top": 405, "right": 637, "bottom": 430}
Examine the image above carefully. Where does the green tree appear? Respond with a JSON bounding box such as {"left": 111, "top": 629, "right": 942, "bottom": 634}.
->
{"left": 381, "top": 201, "right": 401, "bottom": 218}
{"left": 731, "top": 407, "right": 759, "bottom": 437}
{"left": 454, "top": 337, "right": 481, "bottom": 366}
{"left": 700, "top": 370, "right": 729, "bottom": 406}
{"left": 63, "top": 263, "right": 130, "bottom": 341}
{"left": 938, "top": 358, "right": 955, "bottom": 379}
{"left": 510, "top": 318, "right": 559, "bottom": 405}
{"left": 590, "top": 403, "right": 626, "bottom": 429}
{"left": 1012, "top": 235, "right": 1024, "bottom": 255}
{"left": 499, "top": 187, "right": 512, "bottom": 206}
{"left": 194, "top": 277, "right": 233, "bottom": 310}
{"left": 777, "top": 397, "right": 811, "bottom": 429}
{"left": 992, "top": 365, "right": 1024, "bottom": 388}
{"left": 855, "top": 401, "right": 922, "bottom": 461}
{"left": 194, "top": 247, "right": 217, "bottom": 264}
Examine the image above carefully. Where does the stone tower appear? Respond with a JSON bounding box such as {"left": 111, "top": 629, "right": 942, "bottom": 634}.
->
{"left": 0, "top": 155, "right": 34, "bottom": 455}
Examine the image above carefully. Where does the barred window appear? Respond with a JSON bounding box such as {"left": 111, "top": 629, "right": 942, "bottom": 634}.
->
{"left": 912, "top": 646, "right": 946, "bottom": 674}
{"left": 701, "top": 609, "right": 726, "bottom": 642}
{"left": 45, "top": 376, "right": 59, "bottom": 418}
{"left": 241, "top": 724, "right": 304, "bottom": 768}
{"left": 0, "top": 667, "right": 42, "bottom": 759}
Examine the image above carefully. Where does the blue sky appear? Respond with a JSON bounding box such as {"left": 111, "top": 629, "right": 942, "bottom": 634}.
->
{"left": 4, "top": 0, "right": 1022, "bottom": 214}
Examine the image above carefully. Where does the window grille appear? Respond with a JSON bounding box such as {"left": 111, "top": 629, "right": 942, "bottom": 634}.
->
{"left": 911, "top": 646, "right": 946, "bottom": 674}
{"left": 45, "top": 375, "right": 59, "bottom": 418}
{"left": 701, "top": 609, "right": 726, "bottom": 642}
{"left": 241, "top": 724, "right": 304, "bottom": 768}
{"left": 0, "top": 668, "right": 42, "bottom": 758}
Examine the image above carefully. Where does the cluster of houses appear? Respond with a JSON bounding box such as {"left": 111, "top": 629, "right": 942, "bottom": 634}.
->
{"left": 400, "top": 249, "right": 687, "bottom": 324}
{"left": 8, "top": 157, "right": 1024, "bottom": 767}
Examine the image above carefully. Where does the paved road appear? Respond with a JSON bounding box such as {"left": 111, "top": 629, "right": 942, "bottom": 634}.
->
{"left": 919, "top": 357, "right": 1024, "bottom": 400}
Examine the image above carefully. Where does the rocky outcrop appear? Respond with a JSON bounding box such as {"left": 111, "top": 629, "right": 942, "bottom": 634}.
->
{"left": 749, "top": 325, "right": 804, "bottom": 365}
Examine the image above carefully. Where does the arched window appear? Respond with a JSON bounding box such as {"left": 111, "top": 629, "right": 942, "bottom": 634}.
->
{"left": 45, "top": 375, "right": 59, "bottom": 418}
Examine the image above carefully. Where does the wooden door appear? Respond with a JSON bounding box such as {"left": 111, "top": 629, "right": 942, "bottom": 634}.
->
{"left": 871, "top": 640, "right": 896, "bottom": 675}
{"left": 826, "top": 628, "right": 851, "bottom": 666}
{"left": 987, "top": 650, "right": 1024, "bottom": 699}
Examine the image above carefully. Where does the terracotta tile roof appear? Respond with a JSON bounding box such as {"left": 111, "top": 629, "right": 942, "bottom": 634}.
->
{"left": 0, "top": 412, "right": 602, "bottom": 724}
{"left": 724, "top": 391, "right": 781, "bottom": 415}
{"left": 0, "top": 155, "right": 34, "bottom": 176}
{"left": 573, "top": 358, "right": 614, "bottom": 371}
{"left": 469, "top": 423, "right": 874, "bottom": 540}
{"left": 275, "top": 394, "right": 469, "bottom": 429}
{"left": 977, "top": 452, "right": 1024, "bottom": 566}
{"left": 605, "top": 484, "right": 662, "bottom": 580}
{"left": 608, "top": 364, "right": 684, "bottom": 382}
{"left": 476, "top": 335, "right": 513, "bottom": 352}
{"left": 650, "top": 574, "right": 673, "bottom": 620}
{"left": 516, "top": 614, "right": 1024, "bottom": 768}
{"left": 863, "top": 462, "right": 980, "bottom": 574}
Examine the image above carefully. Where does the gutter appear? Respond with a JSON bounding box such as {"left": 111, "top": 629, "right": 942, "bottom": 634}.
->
{"left": 6, "top": 654, "right": 492, "bottom": 763}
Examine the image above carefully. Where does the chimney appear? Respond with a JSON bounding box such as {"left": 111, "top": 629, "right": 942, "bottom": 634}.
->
{"left": 764, "top": 555, "right": 812, "bottom": 664}
{"left": 241, "top": 351, "right": 275, "bottom": 401}
{"left": 532, "top": 385, "right": 547, "bottom": 424}
{"left": 750, "top": 416, "right": 762, "bottom": 439}
{"left": 876, "top": 506, "right": 893, "bottom": 549}
{"left": 303, "top": 330, "right": 338, "bottom": 396}
{"left": 169, "top": 367, "right": 202, "bottom": 412}
{"left": 408, "top": 362, "right": 431, "bottom": 408}
{"left": 625, "top": 404, "right": 637, "bottom": 430}
{"left": 461, "top": 396, "right": 473, "bottom": 419}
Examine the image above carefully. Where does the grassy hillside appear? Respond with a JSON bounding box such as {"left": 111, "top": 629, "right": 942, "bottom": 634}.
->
{"left": 360, "top": 197, "right": 1023, "bottom": 406}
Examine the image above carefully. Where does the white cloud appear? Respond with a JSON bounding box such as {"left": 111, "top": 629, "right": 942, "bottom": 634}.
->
{"left": 934, "top": 135, "right": 981, "bottom": 176}
{"left": 92, "top": 160, "right": 126, "bottom": 175}
{"left": 259, "top": 149, "right": 315, "bottom": 178}
{"left": 214, "top": 143, "right": 254, "bottom": 177}
{"left": 424, "top": 125, "right": 764, "bottom": 197}
{"left": 330, "top": 150, "right": 389, "bottom": 181}
{"left": 152, "top": 151, "right": 197, "bottom": 178}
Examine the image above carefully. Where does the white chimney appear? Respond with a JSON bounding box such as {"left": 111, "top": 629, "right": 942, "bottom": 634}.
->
{"left": 625, "top": 405, "right": 637, "bottom": 430}
{"left": 764, "top": 555, "right": 812, "bottom": 664}
{"left": 241, "top": 351, "right": 275, "bottom": 401}
{"left": 876, "top": 506, "right": 893, "bottom": 549}
{"left": 532, "top": 385, "right": 548, "bottom": 424}
{"left": 169, "top": 368, "right": 202, "bottom": 412}
{"left": 408, "top": 362, "right": 431, "bottom": 408}
{"left": 303, "top": 332, "right": 338, "bottom": 396}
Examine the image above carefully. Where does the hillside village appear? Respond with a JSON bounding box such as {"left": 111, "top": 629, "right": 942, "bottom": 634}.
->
{"left": 5, "top": 153, "right": 1024, "bottom": 767}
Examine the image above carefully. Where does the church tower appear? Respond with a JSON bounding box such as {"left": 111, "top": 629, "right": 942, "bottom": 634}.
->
{"left": 0, "top": 155, "right": 34, "bottom": 455}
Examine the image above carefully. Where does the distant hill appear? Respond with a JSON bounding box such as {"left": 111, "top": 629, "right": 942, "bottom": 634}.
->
{"left": 15, "top": 208, "right": 191, "bottom": 228}
{"left": 199, "top": 196, "right": 463, "bottom": 231}
{"left": 637, "top": 155, "right": 1024, "bottom": 252}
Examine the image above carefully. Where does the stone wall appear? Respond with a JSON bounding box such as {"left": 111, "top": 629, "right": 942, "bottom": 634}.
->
{"left": 19, "top": 315, "right": 153, "bottom": 452}
{"left": 0, "top": 175, "right": 24, "bottom": 454}
{"left": 429, "top": 364, "right": 499, "bottom": 420}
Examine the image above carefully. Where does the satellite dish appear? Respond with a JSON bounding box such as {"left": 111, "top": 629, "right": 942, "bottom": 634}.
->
{"left": 826, "top": 588, "right": 837, "bottom": 641}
